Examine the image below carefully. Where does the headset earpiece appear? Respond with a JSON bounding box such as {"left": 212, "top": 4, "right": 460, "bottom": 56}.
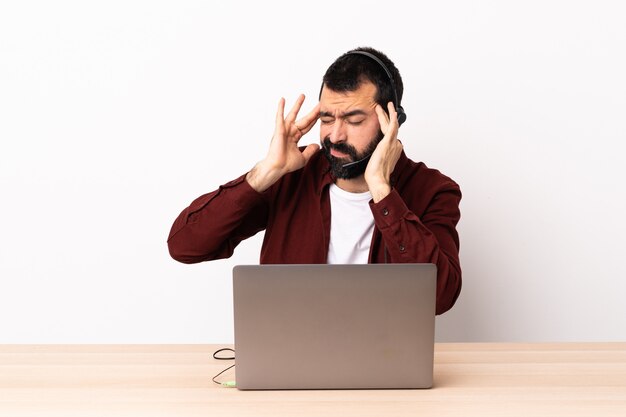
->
{"left": 396, "top": 106, "right": 407, "bottom": 126}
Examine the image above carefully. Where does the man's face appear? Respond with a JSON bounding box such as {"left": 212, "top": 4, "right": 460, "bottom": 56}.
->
{"left": 319, "top": 81, "right": 383, "bottom": 179}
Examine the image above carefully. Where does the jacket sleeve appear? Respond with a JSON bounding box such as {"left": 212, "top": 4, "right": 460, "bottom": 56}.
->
{"left": 370, "top": 184, "right": 462, "bottom": 315}
{"left": 167, "top": 174, "right": 269, "bottom": 264}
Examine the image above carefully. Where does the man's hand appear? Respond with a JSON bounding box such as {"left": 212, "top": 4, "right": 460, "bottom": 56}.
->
{"left": 246, "top": 94, "right": 320, "bottom": 193}
{"left": 364, "top": 102, "right": 403, "bottom": 203}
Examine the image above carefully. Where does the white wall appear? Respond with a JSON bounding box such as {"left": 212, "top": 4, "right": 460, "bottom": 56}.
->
{"left": 1, "top": 0, "right": 625, "bottom": 343}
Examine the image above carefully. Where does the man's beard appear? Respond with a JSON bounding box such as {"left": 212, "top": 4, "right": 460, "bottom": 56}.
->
{"left": 321, "top": 132, "right": 384, "bottom": 179}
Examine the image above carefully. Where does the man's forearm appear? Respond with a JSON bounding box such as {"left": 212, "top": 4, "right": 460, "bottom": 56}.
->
{"left": 370, "top": 188, "right": 462, "bottom": 314}
{"left": 168, "top": 174, "right": 268, "bottom": 263}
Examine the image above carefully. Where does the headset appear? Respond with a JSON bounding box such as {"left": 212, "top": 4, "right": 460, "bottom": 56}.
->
{"left": 320, "top": 50, "right": 407, "bottom": 169}
{"left": 348, "top": 50, "right": 407, "bottom": 125}
{"left": 320, "top": 50, "right": 407, "bottom": 126}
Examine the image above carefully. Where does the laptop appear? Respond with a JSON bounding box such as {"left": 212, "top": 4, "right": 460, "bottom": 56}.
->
{"left": 232, "top": 263, "right": 437, "bottom": 390}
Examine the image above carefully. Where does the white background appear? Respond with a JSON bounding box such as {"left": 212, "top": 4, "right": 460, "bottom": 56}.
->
{"left": 1, "top": 1, "right": 625, "bottom": 343}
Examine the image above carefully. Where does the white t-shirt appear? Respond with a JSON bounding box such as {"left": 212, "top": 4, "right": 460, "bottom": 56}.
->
{"left": 327, "top": 183, "right": 375, "bottom": 264}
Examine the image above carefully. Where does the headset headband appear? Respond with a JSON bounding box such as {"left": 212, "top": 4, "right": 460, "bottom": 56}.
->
{"left": 346, "top": 50, "right": 400, "bottom": 109}
{"left": 321, "top": 50, "right": 407, "bottom": 125}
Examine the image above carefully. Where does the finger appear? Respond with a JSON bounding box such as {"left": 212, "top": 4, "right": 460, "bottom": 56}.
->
{"left": 285, "top": 94, "right": 306, "bottom": 124}
{"left": 274, "top": 97, "right": 285, "bottom": 133}
{"left": 384, "top": 101, "right": 399, "bottom": 139}
{"left": 296, "top": 102, "right": 321, "bottom": 134}
{"left": 375, "top": 104, "right": 390, "bottom": 133}
{"left": 275, "top": 97, "right": 286, "bottom": 128}
{"left": 387, "top": 101, "right": 399, "bottom": 128}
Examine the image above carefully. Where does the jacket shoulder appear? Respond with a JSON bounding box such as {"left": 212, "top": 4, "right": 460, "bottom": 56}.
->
{"left": 402, "top": 158, "right": 461, "bottom": 196}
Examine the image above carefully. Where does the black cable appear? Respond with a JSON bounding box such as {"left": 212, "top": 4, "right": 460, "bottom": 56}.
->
{"left": 213, "top": 348, "right": 235, "bottom": 360}
{"left": 212, "top": 348, "right": 236, "bottom": 386}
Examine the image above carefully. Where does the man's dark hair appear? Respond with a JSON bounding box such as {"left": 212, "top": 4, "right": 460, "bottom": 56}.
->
{"left": 321, "top": 47, "right": 404, "bottom": 109}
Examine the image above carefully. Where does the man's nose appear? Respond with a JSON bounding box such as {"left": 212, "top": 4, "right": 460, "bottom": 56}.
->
{"left": 328, "top": 119, "right": 347, "bottom": 143}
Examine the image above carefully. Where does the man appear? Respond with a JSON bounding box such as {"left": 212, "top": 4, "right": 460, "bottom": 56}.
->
{"left": 168, "top": 47, "right": 462, "bottom": 314}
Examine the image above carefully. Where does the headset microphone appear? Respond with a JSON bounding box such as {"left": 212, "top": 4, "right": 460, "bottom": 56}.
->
{"left": 342, "top": 154, "right": 372, "bottom": 169}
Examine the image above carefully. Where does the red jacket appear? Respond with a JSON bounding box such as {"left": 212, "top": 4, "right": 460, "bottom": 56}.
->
{"left": 168, "top": 150, "right": 462, "bottom": 314}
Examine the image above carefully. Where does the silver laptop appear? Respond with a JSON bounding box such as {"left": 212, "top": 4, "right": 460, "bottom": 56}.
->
{"left": 232, "top": 264, "right": 437, "bottom": 390}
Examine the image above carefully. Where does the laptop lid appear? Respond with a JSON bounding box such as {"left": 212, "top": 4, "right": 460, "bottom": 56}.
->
{"left": 232, "top": 264, "right": 437, "bottom": 390}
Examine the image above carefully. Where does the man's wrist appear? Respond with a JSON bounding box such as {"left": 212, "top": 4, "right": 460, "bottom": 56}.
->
{"left": 369, "top": 182, "right": 392, "bottom": 203}
{"left": 246, "top": 162, "right": 282, "bottom": 193}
